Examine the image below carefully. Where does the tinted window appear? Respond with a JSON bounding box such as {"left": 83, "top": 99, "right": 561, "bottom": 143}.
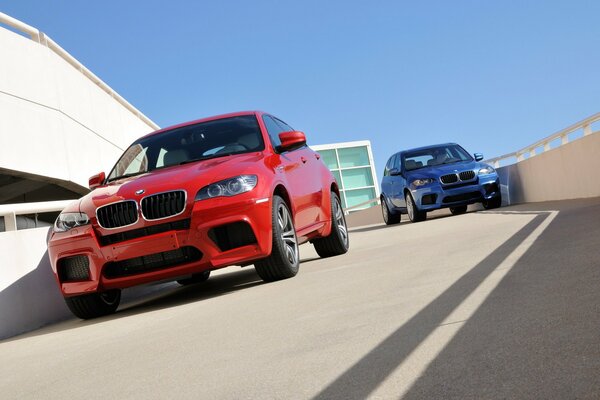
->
{"left": 403, "top": 144, "right": 473, "bottom": 171}
{"left": 107, "top": 115, "right": 264, "bottom": 181}
{"left": 273, "top": 117, "right": 294, "bottom": 133}
{"left": 262, "top": 115, "right": 285, "bottom": 151}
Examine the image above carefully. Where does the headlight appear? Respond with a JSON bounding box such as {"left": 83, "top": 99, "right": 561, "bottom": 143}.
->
{"left": 478, "top": 166, "right": 496, "bottom": 175}
{"left": 195, "top": 175, "right": 258, "bottom": 201}
{"left": 412, "top": 178, "right": 435, "bottom": 187}
{"left": 54, "top": 212, "right": 90, "bottom": 232}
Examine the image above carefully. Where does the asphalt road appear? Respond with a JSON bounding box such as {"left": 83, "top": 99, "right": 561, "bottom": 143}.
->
{"left": 1, "top": 198, "right": 599, "bottom": 399}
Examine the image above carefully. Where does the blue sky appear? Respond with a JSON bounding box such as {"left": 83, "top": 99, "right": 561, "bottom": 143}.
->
{"left": 3, "top": 1, "right": 600, "bottom": 175}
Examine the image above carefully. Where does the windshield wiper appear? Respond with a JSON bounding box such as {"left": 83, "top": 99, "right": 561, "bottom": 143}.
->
{"left": 106, "top": 171, "right": 147, "bottom": 183}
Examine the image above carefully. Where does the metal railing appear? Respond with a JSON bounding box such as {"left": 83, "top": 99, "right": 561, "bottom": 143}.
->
{"left": 0, "top": 12, "right": 159, "bottom": 131}
{"left": 0, "top": 200, "right": 73, "bottom": 232}
{"left": 486, "top": 112, "right": 600, "bottom": 167}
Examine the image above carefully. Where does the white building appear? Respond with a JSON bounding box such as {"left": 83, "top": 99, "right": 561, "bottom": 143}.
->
{"left": 310, "top": 140, "right": 379, "bottom": 211}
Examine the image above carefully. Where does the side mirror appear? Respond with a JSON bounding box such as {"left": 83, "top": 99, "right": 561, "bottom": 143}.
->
{"left": 89, "top": 172, "right": 106, "bottom": 190}
{"left": 474, "top": 153, "right": 484, "bottom": 161}
{"left": 389, "top": 168, "right": 402, "bottom": 177}
{"left": 278, "top": 131, "right": 306, "bottom": 151}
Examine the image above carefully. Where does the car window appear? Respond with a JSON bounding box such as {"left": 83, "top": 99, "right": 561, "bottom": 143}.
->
{"left": 273, "top": 117, "right": 294, "bottom": 133}
{"left": 262, "top": 115, "right": 285, "bottom": 151}
{"left": 108, "top": 115, "right": 264, "bottom": 181}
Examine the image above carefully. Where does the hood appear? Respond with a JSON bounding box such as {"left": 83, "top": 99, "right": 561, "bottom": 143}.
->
{"left": 79, "top": 152, "right": 264, "bottom": 212}
{"left": 405, "top": 160, "right": 484, "bottom": 179}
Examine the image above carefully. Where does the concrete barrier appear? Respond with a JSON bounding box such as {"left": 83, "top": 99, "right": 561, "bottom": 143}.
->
{"left": 498, "top": 131, "right": 600, "bottom": 204}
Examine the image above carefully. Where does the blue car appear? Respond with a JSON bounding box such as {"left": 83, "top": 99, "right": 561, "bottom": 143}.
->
{"left": 380, "top": 143, "right": 501, "bottom": 224}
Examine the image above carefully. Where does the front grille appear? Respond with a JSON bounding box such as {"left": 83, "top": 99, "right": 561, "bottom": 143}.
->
{"left": 440, "top": 170, "right": 476, "bottom": 185}
{"left": 442, "top": 191, "right": 482, "bottom": 204}
{"left": 141, "top": 190, "right": 186, "bottom": 220}
{"left": 96, "top": 201, "right": 138, "bottom": 229}
{"left": 103, "top": 246, "right": 202, "bottom": 279}
{"left": 459, "top": 170, "right": 475, "bottom": 180}
{"left": 58, "top": 255, "right": 90, "bottom": 282}
{"left": 440, "top": 174, "right": 459, "bottom": 184}
{"left": 98, "top": 219, "right": 191, "bottom": 246}
{"left": 208, "top": 222, "right": 257, "bottom": 251}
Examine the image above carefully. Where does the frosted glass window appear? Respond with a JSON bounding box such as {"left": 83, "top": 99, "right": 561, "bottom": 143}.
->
{"left": 338, "top": 146, "right": 369, "bottom": 168}
{"left": 331, "top": 170, "right": 342, "bottom": 186}
{"left": 319, "top": 149, "right": 338, "bottom": 169}
{"left": 340, "top": 191, "right": 347, "bottom": 209}
{"left": 344, "top": 188, "right": 376, "bottom": 208}
{"left": 341, "top": 167, "right": 373, "bottom": 189}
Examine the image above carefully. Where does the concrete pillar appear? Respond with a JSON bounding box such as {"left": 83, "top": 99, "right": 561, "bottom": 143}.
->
{"left": 583, "top": 124, "right": 592, "bottom": 136}
{"left": 3, "top": 212, "right": 17, "bottom": 231}
{"left": 561, "top": 134, "right": 569, "bottom": 145}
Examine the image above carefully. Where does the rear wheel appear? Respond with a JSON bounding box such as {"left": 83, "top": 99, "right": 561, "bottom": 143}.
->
{"left": 254, "top": 195, "right": 299, "bottom": 282}
{"left": 450, "top": 205, "right": 468, "bottom": 215}
{"left": 64, "top": 289, "right": 121, "bottom": 320}
{"left": 177, "top": 270, "right": 210, "bottom": 286}
{"left": 313, "top": 193, "right": 349, "bottom": 257}
{"left": 406, "top": 192, "right": 426, "bottom": 222}
{"left": 483, "top": 195, "right": 502, "bottom": 210}
{"left": 381, "top": 197, "right": 401, "bottom": 225}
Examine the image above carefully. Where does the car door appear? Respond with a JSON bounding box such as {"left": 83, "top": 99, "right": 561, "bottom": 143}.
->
{"left": 263, "top": 115, "right": 318, "bottom": 231}
{"left": 389, "top": 153, "right": 407, "bottom": 208}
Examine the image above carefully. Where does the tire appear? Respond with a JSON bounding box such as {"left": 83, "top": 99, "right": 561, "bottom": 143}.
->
{"left": 406, "top": 192, "right": 426, "bottom": 222}
{"left": 483, "top": 195, "right": 502, "bottom": 210}
{"left": 254, "top": 195, "right": 299, "bottom": 282}
{"left": 177, "top": 270, "right": 210, "bottom": 286}
{"left": 313, "top": 193, "right": 350, "bottom": 257}
{"left": 381, "top": 197, "right": 401, "bottom": 225}
{"left": 450, "top": 205, "right": 468, "bottom": 215}
{"left": 64, "top": 289, "right": 121, "bottom": 320}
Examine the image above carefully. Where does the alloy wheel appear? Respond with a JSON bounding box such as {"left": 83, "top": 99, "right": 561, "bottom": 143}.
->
{"left": 278, "top": 203, "right": 298, "bottom": 266}
{"left": 334, "top": 197, "right": 348, "bottom": 246}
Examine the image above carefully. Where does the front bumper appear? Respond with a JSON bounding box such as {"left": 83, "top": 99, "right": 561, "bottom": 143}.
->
{"left": 411, "top": 175, "right": 500, "bottom": 211}
{"left": 47, "top": 196, "right": 272, "bottom": 296}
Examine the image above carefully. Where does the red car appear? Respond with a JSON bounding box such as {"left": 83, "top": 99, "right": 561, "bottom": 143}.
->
{"left": 47, "top": 111, "right": 349, "bottom": 319}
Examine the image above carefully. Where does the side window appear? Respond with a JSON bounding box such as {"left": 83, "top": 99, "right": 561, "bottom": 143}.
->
{"left": 273, "top": 117, "right": 294, "bottom": 133}
{"left": 392, "top": 154, "right": 400, "bottom": 171}
{"left": 384, "top": 156, "right": 393, "bottom": 177}
{"left": 262, "top": 115, "right": 285, "bottom": 151}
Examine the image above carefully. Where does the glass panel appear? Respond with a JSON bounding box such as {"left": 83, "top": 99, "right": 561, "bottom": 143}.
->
{"left": 344, "top": 188, "right": 376, "bottom": 208}
{"left": 331, "top": 170, "right": 342, "bottom": 186}
{"left": 341, "top": 167, "right": 373, "bottom": 189}
{"left": 319, "top": 149, "right": 338, "bottom": 170}
{"left": 338, "top": 146, "right": 369, "bottom": 168}
{"left": 339, "top": 191, "right": 347, "bottom": 209}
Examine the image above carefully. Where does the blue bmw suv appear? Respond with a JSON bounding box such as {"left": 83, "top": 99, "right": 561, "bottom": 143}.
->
{"left": 380, "top": 143, "right": 501, "bottom": 224}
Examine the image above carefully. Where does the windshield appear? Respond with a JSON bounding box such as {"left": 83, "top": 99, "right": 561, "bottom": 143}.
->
{"left": 403, "top": 144, "right": 473, "bottom": 171}
{"left": 107, "top": 115, "right": 264, "bottom": 182}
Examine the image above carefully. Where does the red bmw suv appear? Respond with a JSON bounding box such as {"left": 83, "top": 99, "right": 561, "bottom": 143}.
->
{"left": 47, "top": 111, "right": 349, "bottom": 319}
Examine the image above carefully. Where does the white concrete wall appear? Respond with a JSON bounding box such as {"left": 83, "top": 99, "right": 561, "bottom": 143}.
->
{"left": 0, "top": 227, "right": 71, "bottom": 339}
{"left": 0, "top": 26, "right": 157, "bottom": 188}
{"left": 497, "top": 131, "right": 600, "bottom": 204}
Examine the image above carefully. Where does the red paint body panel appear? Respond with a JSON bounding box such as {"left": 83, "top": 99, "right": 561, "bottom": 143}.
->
{"left": 47, "top": 111, "right": 337, "bottom": 297}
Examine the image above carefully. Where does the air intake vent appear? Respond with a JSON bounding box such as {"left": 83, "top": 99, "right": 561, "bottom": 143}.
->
{"left": 440, "top": 174, "right": 459, "bottom": 184}
{"left": 96, "top": 201, "right": 138, "bottom": 229}
{"left": 58, "top": 255, "right": 90, "bottom": 282}
{"left": 103, "top": 246, "right": 202, "bottom": 278}
{"left": 459, "top": 170, "right": 475, "bottom": 181}
{"left": 141, "top": 190, "right": 186, "bottom": 220}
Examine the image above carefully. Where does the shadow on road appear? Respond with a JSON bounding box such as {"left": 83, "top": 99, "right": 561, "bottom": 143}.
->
{"left": 314, "top": 198, "right": 600, "bottom": 399}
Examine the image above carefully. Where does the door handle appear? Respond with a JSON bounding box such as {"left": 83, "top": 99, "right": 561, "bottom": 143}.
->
{"left": 301, "top": 156, "right": 307, "bottom": 164}
{"left": 315, "top": 153, "right": 321, "bottom": 160}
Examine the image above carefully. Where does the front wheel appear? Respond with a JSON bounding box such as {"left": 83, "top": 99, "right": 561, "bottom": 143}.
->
{"left": 313, "top": 193, "right": 350, "bottom": 257}
{"left": 406, "top": 192, "right": 426, "bottom": 222}
{"left": 64, "top": 289, "right": 121, "bottom": 319}
{"left": 381, "top": 197, "right": 401, "bottom": 225}
{"left": 254, "top": 195, "right": 299, "bottom": 282}
{"left": 483, "top": 195, "right": 502, "bottom": 210}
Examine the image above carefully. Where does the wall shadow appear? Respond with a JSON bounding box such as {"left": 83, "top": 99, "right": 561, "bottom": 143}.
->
{"left": 401, "top": 201, "right": 600, "bottom": 399}
{"left": 0, "top": 250, "right": 72, "bottom": 340}
{"left": 313, "top": 212, "right": 549, "bottom": 400}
